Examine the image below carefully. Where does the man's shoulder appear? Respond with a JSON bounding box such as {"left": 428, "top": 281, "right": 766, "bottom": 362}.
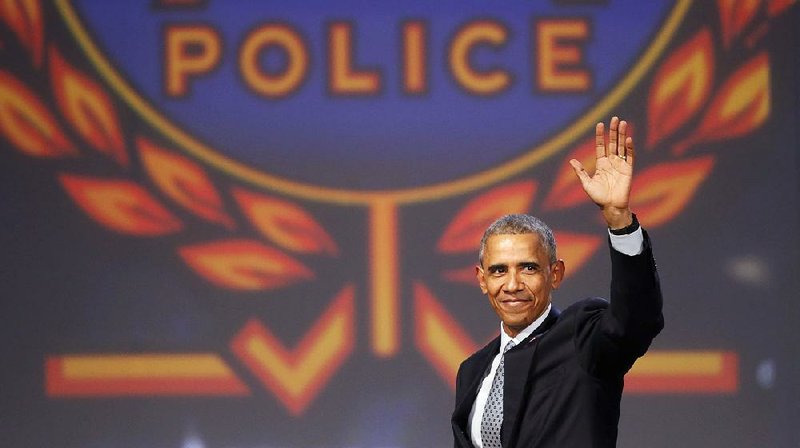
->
{"left": 559, "top": 297, "right": 610, "bottom": 316}
{"left": 549, "top": 297, "right": 610, "bottom": 329}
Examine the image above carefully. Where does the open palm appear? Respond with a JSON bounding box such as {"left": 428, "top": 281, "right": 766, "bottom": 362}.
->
{"left": 569, "top": 117, "right": 635, "bottom": 229}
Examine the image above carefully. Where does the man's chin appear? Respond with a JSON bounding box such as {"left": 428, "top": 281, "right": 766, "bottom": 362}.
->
{"left": 502, "top": 319, "right": 531, "bottom": 334}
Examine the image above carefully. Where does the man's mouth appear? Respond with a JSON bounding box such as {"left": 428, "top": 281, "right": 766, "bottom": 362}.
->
{"left": 500, "top": 298, "right": 531, "bottom": 308}
{"left": 502, "top": 296, "right": 531, "bottom": 302}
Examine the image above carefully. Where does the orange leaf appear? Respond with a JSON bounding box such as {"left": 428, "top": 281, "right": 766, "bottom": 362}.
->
{"left": 0, "top": 71, "right": 75, "bottom": 157}
{"left": 552, "top": 231, "right": 602, "bottom": 279}
{"left": 49, "top": 46, "right": 128, "bottom": 166}
{"left": 543, "top": 137, "right": 595, "bottom": 211}
{"left": 138, "top": 137, "right": 234, "bottom": 229}
{"left": 60, "top": 174, "right": 182, "bottom": 236}
{"left": 646, "top": 29, "right": 714, "bottom": 148}
{"left": 717, "top": 0, "right": 761, "bottom": 48}
{"left": 232, "top": 188, "right": 337, "bottom": 255}
{"left": 0, "top": 0, "right": 44, "bottom": 67}
{"left": 629, "top": 157, "right": 715, "bottom": 228}
{"left": 674, "top": 52, "right": 770, "bottom": 155}
{"left": 437, "top": 180, "right": 537, "bottom": 254}
{"left": 179, "top": 239, "right": 313, "bottom": 290}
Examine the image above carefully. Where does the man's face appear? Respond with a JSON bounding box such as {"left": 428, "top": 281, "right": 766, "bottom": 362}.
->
{"left": 476, "top": 233, "right": 564, "bottom": 338}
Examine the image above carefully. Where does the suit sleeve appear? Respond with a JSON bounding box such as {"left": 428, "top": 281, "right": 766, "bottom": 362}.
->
{"left": 574, "top": 229, "right": 664, "bottom": 378}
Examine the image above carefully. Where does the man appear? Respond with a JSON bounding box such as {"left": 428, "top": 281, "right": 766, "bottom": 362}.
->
{"left": 452, "top": 117, "right": 664, "bottom": 448}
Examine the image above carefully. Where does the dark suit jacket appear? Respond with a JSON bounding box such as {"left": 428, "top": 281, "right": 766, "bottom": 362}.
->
{"left": 452, "top": 232, "right": 663, "bottom": 448}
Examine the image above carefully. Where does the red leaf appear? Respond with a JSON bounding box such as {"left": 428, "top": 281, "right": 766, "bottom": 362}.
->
{"left": 233, "top": 188, "right": 337, "bottom": 255}
{"left": 552, "top": 231, "right": 602, "bottom": 279}
{"left": 674, "top": 53, "right": 770, "bottom": 155}
{"left": 768, "top": 0, "right": 795, "bottom": 16}
{"left": 542, "top": 137, "right": 595, "bottom": 211}
{"left": 630, "top": 157, "right": 715, "bottom": 228}
{"left": 0, "top": 70, "right": 75, "bottom": 157}
{"left": 717, "top": 0, "right": 761, "bottom": 48}
{"left": 179, "top": 239, "right": 314, "bottom": 290}
{"left": 0, "top": 0, "right": 44, "bottom": 66}
{"left": 139, "top": 137, "right": 234, "bottom": 229}
{"left": 646, "top": 29, "right": 714, "bottom": 148}
{"left": 50, "top": 46, "right": 128, "bottom": 166}
{"left": 60, "top": 174, "right": 183, "bottom": 236}
{"left": 437, "top": 180, "right": 537, "bottom": 254}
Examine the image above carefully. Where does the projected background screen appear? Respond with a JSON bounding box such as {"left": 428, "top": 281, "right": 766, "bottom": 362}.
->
{"left": 1, "top": 1, "right": 798, "bottom": 447}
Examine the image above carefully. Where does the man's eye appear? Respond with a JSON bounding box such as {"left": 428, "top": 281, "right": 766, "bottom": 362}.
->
{"left": 522, "top": 264, "right": 537, "bottom": 272}
{"left": 490, "top": 267, "right": 506, "bottom": 275}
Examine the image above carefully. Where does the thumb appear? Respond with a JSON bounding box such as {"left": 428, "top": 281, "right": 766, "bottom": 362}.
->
{"left": 569, "top": 159, "right": 591, "bottom": 186}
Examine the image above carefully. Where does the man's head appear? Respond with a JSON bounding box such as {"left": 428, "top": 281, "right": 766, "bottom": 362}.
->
{"left": 476, "top": 214, "right": 565, "bottom": 337}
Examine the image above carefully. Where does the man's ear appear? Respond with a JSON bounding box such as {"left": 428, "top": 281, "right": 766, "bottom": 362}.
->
{"left": 551, "top": 259, "right": 566, "bottom": 289}
{"left": 475, "top": 265, "right": 488, "bottom": 294}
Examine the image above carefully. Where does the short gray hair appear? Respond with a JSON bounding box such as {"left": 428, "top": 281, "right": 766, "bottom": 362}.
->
{"left": 478, "top": 214, "right": 557, "bottom": 265}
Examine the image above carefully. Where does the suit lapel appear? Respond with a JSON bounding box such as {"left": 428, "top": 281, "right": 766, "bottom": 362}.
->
{"left": 452, "top": 337, "right": 500, "bottom": 432}
{"left": 501, "top": 307, "right": 560, "bottom": 447}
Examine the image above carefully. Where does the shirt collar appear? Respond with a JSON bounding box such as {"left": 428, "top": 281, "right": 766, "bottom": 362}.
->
{"left": 500, "top": 302, "right": 552, "bottom": 348}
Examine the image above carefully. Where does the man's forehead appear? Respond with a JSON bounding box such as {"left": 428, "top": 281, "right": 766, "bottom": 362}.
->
{"left": 487, "top": 232, "right": 542, "bottom": 243}
{"left": 485, "top": 233, "right": 545, "bottom": 255}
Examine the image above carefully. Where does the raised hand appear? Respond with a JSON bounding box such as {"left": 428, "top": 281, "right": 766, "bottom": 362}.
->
{"left": 568, "top": 116, "right": 634, "bottom": 230}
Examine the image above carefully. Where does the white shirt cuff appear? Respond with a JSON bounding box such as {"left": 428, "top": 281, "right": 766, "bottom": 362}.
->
{"left": 609, "top": 226, "right": 644, "bottom": 256}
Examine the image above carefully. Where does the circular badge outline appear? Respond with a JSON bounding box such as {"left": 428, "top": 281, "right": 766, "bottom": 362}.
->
{"left": 55, "top": 0, "right": 691, "bottom": 205}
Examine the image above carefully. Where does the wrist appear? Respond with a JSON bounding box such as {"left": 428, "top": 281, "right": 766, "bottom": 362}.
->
{"left": 609, "top": 212, "right": 639, "bottom": 235}
{"left": 603, "top": 208, "right": 633, "bottom": 231}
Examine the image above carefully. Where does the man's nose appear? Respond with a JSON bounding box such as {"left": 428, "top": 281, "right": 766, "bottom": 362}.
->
{"left": 505, "top": 271, "right": 524, "bottom": 292}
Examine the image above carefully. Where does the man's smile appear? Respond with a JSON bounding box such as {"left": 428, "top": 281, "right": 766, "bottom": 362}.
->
{"left": 499, "top": 297, "right": 533, "bottom": 309}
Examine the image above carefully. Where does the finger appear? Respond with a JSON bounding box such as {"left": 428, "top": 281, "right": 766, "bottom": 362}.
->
{"left": 625, "top": 135, "right": 635, "bottom": 167}
{"left": 608, "top": 116, "right": 619, "bottom": 157}
{"left": 569, "top": 159, "right": 592, "bottom": 185}
{"left": 618, "top": 120, "right": 628, "bottom": 160}
{"left": 595, "top": 122, "right": 606, "bottom": 159}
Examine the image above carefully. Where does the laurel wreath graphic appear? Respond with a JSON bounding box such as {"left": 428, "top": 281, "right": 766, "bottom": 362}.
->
{"left": 0, "top": 0, "right": 792, "bottom": 414}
